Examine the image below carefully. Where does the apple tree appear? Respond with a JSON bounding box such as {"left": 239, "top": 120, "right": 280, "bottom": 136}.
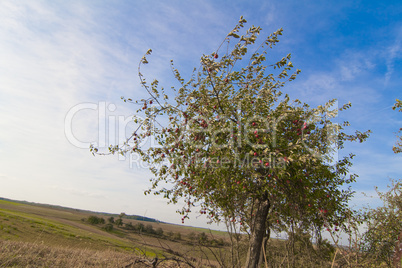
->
{"left": 91, "top": 17, "right": 370, "bottom": 267}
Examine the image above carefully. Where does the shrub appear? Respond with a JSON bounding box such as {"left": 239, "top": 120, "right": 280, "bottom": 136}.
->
{"left": 104, "top": 223, "right": 114, "bottom": 232}
{"left": 144, "top": 224, "right": 154, "bottom": 234}
{"left": 173, "top": 232, "right": 182, "bottom": 241}
{"left": 155, "top": 227, "right": 163, "bottom": 236}
{"left": 87, "top": 216, "right": 104, "bottom": 225}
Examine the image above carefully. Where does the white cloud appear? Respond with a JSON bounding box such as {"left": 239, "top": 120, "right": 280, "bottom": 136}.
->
{"left": 339, "top": 53, "right": 375, "bottom": 81}
{"left": 0, "top": 1, "right": 235, "bottom": 227}
{"left": 384, "top": 27, "right": 402, "bottom": 87}
{"left": 0, "top": 0, "right": 401, "bottom": 231}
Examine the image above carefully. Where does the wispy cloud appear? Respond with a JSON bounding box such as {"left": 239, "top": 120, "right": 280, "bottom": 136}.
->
{"left": 0, "top": 1, "right": 273, "bottom": 229}
{"left": 338, "top": 52, "right": 376, "bottom": 81}
{"left": 293, "top": 50, "right": 379, "bottom": 107}
{"left": 384, "top": 27, "right": 402, "bottom": 87}
{"left": 0, "top": 0, "right": 401, "bottom": 228}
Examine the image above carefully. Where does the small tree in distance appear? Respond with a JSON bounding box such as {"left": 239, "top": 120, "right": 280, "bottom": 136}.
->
{"left": 87, "top": 215, "right": 105, "bottom": 225}
{"left": 115, "top": 218, "right": 123, "bottom": 227}
{"left": 92, "top": 17, "right": 370, "bottom": 267}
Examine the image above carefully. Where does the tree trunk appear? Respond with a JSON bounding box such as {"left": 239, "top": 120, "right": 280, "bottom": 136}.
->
{"left": 258, "top": 232, "right": 269, "bottom": 266}
{"left": 244, "top": 195, "right": 270, "bottom": 268}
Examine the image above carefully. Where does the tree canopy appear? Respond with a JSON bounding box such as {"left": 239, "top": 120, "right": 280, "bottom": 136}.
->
{"left": 363, "top": 180, "right": 402, "bottom": 266}
{"left": 92, "top": 17, "right": 370, "bottom": 267}
{"left": 392, "top": 99, "right": 402, "bottom": 154}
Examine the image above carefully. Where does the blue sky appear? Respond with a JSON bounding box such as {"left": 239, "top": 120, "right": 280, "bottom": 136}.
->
{"left": 0, "top": 1, "right": 401, "bottom": 230}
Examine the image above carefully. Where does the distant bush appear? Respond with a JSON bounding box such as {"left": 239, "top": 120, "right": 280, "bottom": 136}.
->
{"left": 210, "top": 238, "right": 225, "bottom": 247}
{"left": 144, "top": 224, "right": 154, "bottom": 234}
{"left": 165, "top": 231, "right": 182, "bottom": 241}
{"left": 115, "top": 218, "right": 123, "bottom": 226}
{"left": 87, "top": 216, "right": 105, "bottom": 225}
{"left": 172, "top": 232, "right": 182, "bottom": 241}
{"left": 197, "top": 232, "right": 208, "bottom": 244}
{"left": 135, "top": 223, "right": 144, "bottom": 232}
{"left": 166, "top": 231, "right": 174, "bottom": 238}
{"left": 104, "top": 223, "right": 113, "bottom": 232}
{"left": 155, "top": 227, "right": 163, "bottom": 236}
{"left": 124, "top": 222, "right": 135, "bottom": 230}
{"left": 187, "top": 232, "right": 196, "bottom": 241}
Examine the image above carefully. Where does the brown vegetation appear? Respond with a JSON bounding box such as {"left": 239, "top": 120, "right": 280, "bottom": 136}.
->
{"left": 1, "top": 197, "right": 401, "bottom": 267}
{"left": 0, "top": 240, "right": 144, "bottom": 267}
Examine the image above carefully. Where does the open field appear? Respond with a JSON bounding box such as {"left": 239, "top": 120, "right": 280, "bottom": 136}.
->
{"left": 1, "top": 240, "right": 142, "bottom": 267}
{"left": 0, "top": 198, "right": 234, "bottom": 267}
{"left": 0, "top": 198, "right": 387, "bottom": 267}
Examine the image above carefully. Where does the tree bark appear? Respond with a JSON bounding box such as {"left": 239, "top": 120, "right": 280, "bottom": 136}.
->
{"left": 244, "top": 195, "right": 270, "bottom": 268}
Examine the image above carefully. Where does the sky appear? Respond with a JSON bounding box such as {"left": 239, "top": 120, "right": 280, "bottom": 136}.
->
{"left": 0, "top": 0, "right": 401, "bottom": 231}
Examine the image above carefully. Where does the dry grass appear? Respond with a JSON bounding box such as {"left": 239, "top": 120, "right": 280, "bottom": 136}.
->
{"left": 1, "top": 199, "right": 392, "bottom": 267}
{"left": 0, "top": 240, "right": 188, "bottom": 267}
{"left": 0, "top": 240, "right": 140, "bottom": 267}
{"left": 0, "top": 200, "right": 222, "bottom": 267}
